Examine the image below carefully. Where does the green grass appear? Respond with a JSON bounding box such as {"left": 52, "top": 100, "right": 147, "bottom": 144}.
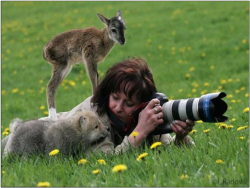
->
{"left": 1, "top": 1, "right": 249, "bottom": 187}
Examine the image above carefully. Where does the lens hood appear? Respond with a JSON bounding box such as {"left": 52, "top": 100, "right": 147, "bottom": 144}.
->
{"left": 198, "top": 92, "right": 228, "bottom": 122}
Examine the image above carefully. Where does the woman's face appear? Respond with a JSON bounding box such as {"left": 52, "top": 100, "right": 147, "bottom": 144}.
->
{"left": 109, "top": 92, "right": 140, "bottom": 124}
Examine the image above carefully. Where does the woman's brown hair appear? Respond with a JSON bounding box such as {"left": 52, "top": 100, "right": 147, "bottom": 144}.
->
{"left": 92, "top": 57, "right": 157, "bottom": 116}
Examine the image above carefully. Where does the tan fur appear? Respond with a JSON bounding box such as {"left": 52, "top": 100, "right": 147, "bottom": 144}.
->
{"left": 43, "top": 10, "right": 126, "bottom": 120}
{"left": 2, "top": 111, "right": 110, "bottom": 157}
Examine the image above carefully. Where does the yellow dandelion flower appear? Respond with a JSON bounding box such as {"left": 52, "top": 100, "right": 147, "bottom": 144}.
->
{"left": 200, "top": 90, "right": 207, "bottom": 95}
{"left": 227, "top": 78, "right": 233, "bottom": 82}
{"left": 189, "top": 67, "right": 195, "bottom": 72}
{"left": 180, "top": 174, "right": 189, "bottom": 180}
{"left": 204, "top": 82, "right": 210, "bottom": 87}
{"left": 43, "top": 111, "right": 48, "bottom": 116}
{"left": 220, "top": 80, "right": 227, "bottom": 84}
{"left": 69, "top": 80, "right": 76, "bottom": 87}
{"left": 219, "top": 123, "right": 227, "bottom": 129}
{"left": 237, "top": 126, "right": 248, "bottom": 131}
{"left": 235, "top": 90, "right": 240, "bottom": 94}
{"left": 78, "top": 158, "right": 87, "bottom": 165}
{"left": 231, "top": 99, "right": 236, "bottom": 103}
{"left": 2, "top": 131, "right": 9, "bottom": 136}
{"left": 192, "top": 88, "right": 196, "bottom": 93}
{"left": 190, "top": 130, "right": 197, "bottom": 134}
{"left": 39, "top": 79, "right": 44, "bottom": 84}
{"left": 1, "top": 90, "right": 6, "bottom": 95}
{"left": 192, "top": 82, "right": 199, "bottom": 88}
{"left": 227, "top": 125, "right": 234, "bottom": 129}
{"left": 227, "top": 94, "right": 233, "bottom": 98}
{"left": 215, "top": 123, "right": 221, "bottom": 126}
{"left": 243, "top": 107, "right": 249, "bottom": 113}
{"left": 158, "top": 45, "right": 163, "bottom": 50}
{"left": 136, "top": 153, "right": 148, "bottom": 161}
{"left": 240, "top": 87, "right": 245, "bottom": 91}
{"left": 40, "top": 106, "right": 45, "bottom": 110}
{"left": 245, "top": 93, "right": 249, "bottom": 98}
{"left": 112, "top": 164, "right": 127, "bottom": 173}
{"left": 185, "top": 73, "right": 191, "bottom": 79}
{"left": 210, "top": 65, "right": 215, "bottom": 70}
{"left": 37, "top": 182, "right": 51, "bottom": 187}
{"left": 196, "top": 120, "right": 203, "bottom": 123}
{"left": 82, "top": 81, "right": 86, "bottom": 85}
{"left": 4, "top": 128, "right": 10, "bottom": 132}
{"left": 2, "top": 171, "right": 6, "bottom": 174}
{"left": 12, "top": 88, "right": 19, "bottom": 93}
{"left": 150, "top": 141, "right": 162, "bottom": 149}
{"left": 239, "top": 137, "right": 245, "bottom": 140}
{"left": 217, "top": 85, "right": 223, "bottom": 90}
{"left": 242, "top": 39, "right": 247, "bottom": 44}
{"left": 201, "top": 52, "right": 206, "bottom": 58}
{"left": 216, "top": 159, "right": 225, "bottom": 164}
{"left": 92, "top": 169, "right": 100, "bottom": 175}
{"left": 203, "top": 129, "right": 210, "bottom": 133}
{"left": 178, "top": 89, "right": 183, "bottom": 93}
{"left": 230, "top": 118, "right": 236, "bottom": 122}
{"left": 131, "top": 131, "right": 139, "bottom": 137}
{"left": 96, "top": 159, "right": 106, "bottom": 165}
{"left": 49, "top": 149, "right": 59, "bottom": 156}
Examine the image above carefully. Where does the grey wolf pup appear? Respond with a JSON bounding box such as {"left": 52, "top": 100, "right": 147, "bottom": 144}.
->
{"left": 2, "top": 111, "right": 110, "bottom": 157}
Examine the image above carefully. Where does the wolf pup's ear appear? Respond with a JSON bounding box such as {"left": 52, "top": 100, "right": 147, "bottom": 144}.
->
{"left": 79, "top": 116, "right": 88, "bottom": 132}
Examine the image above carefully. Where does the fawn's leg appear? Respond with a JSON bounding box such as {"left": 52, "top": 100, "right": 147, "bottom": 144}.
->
{"left": 82, "top": 45, "right": 98, "bottom": 94}
{"left": 47, "top": 63, "right": 72, "bottom": 120}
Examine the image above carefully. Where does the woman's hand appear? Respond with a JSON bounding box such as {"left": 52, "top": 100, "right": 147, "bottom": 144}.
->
{"left": 137, "top": 99, "right": 164, "bottom": 136}
{"left": 171, "top": 119, "right": 195, "bottom": 140}
{"left": 128, "top": 99, "right": 164, "bottom": 147}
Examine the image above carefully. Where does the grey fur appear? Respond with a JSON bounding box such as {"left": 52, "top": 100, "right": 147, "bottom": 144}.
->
{"left": 43, "top": 10, "right": 126, "bottom": 120}
{"left": 2, "top": 111, "right": 110, "bottom": 157}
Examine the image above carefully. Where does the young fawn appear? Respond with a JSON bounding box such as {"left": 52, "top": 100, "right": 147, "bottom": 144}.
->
{"left": 43, "top": 10, "right": 126, "bottom": 120}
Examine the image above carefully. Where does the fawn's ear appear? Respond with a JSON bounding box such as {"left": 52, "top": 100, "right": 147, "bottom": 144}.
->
{"left": 79, "top": 116, "right": 88, "bottom": 132}
{"left": 97, "top": 13, "right": 110, "bottom": 26}
{"left": 117, "top": 10, "right": 122, "bottom": 18}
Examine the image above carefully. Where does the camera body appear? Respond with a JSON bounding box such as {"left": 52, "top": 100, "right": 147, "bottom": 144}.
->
{"left": 151, "top": 92, "right": 228, "bottom": 135}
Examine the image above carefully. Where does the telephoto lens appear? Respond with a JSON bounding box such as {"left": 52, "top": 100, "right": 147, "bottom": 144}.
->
{"left": 151, "top": 92, "right": 228, "bottom": 135}
{"left": 162, "top": 92, "right": 228, "bottom": 123}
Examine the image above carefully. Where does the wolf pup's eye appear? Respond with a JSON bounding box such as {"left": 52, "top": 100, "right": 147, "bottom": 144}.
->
{"left": 95, "top": 125, "right": 99, "bottom": 129}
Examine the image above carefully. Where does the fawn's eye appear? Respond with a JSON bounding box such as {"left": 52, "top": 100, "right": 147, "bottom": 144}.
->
{"left": 95, "top": 125, "right": 99, "bottom": 129}
{"left": 111, "top": 29, "right": 117, "bottom": 33}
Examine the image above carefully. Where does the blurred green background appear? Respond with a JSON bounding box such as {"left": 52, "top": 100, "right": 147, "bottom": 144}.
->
{"left": 1, "top": 1, "right": 249, "bottom": 125}
{"left": 1, "top": 1, "right": 249, "bottom": 187}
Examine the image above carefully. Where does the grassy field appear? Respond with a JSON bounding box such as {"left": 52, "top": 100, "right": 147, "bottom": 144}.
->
{"left": 1, "top": 1, "right": 249, "bottom": 187}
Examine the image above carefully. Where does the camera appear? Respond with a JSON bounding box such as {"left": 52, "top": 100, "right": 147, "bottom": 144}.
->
{"left": 107, "top": 91, "right": 228, "bottom": 135}
{"left": 151, "top": 92, "right": 228, "bottom": 135}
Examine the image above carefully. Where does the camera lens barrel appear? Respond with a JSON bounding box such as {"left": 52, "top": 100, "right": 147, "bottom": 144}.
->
{"left": 162, "top": 92, "right": 228, "bottom": 123}
{"left": 162, "top": 98, "right": 200, "bottom": 123}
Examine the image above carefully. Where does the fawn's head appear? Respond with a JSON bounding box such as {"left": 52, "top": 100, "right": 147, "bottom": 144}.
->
{"left": 97, "top": 10, "right": 126, "bottom": 45}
